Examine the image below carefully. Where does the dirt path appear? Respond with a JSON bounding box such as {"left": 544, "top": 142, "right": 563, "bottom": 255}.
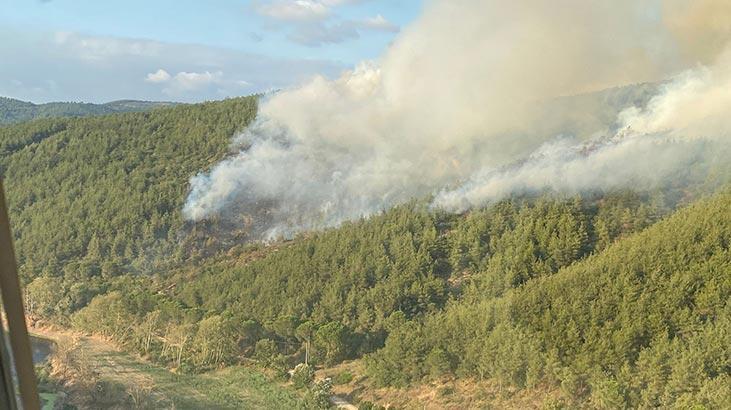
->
{"left": 31, "top": 327, "right": 303, "bottom": 409}
{"left": 33, "top": 328, "right": 152, "bottom": 386}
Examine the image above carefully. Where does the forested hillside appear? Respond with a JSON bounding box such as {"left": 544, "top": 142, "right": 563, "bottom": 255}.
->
{"left": 0, "top": 96, "right": 178, "bottom": 125}
{"left": 366, "top": 190, "right": 730, "bottom": 408}
{"left": 0, "top": 97, "right": 257, "bottom": 311}
{"left": 2, "top": 97, "right": 728, "bottom": 408}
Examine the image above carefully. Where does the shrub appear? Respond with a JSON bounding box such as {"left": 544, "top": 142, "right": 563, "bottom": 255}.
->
{"left": 305, "top": 378, "right": 333, "bottom": 409}
{"left": 292, "top": 363, "right": 315, "bottom": 389}
{"left": 436, "top": 386, "right": 455, "bottom": 397}
{"left": 332, "top": 371, "right": 354, "bottom": 385}
{"left": 254, "top": 339, "right": 278, "bottom": 367}
{"left": 425, "top": 348, "right": 452, "bottom": 379}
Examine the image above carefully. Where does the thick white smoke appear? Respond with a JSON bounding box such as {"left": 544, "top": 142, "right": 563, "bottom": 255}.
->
{"left": 184, "top": 0, "right": 731, "bottom": 238}
{"left": 435, "top": 52, "right": 731, "bottom": 211}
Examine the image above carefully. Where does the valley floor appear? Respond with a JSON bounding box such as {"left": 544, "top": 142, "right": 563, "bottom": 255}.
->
{"left": 32, "top": 327, "right": 304, "bottom": 409}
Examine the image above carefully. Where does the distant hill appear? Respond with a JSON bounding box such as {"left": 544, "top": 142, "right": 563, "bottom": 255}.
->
{"left": 0, "top": 96, "right": 180, "bottom": 125}
{"left": 0, "top": 96, "right": 258, "bottom": 277}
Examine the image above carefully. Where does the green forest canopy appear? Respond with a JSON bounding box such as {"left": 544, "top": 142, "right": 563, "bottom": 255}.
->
{"left": 1, "top": 97, "right": 728, "bottom": 408}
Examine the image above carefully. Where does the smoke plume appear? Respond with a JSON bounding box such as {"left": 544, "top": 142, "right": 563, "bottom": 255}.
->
{"left": 184, "top": 0, "right": 731, "bottom": 238}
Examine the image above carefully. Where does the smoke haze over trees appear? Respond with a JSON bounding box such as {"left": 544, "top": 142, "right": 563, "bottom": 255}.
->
{"left": 2, "top": 94, "right": 728, "bottom": 409}
{"left": 184, "top": 0, "right": 731, "bottom": 240}
{"left": 3, "top": 1, "right": 731, "bottom": 408}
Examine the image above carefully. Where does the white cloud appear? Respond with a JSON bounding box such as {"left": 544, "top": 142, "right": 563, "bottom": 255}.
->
{"left": 150, "top": 71, "right": 254, "bottom": 96}
{"left": 254, "top": 0, "right": 391, "bottom": 46}
{"left": 145, "top": 69, "right": 224, "bottom": 92}
{"left": 54, "top": 31, "right": 163, "bottom": 62}
{"left": 155, "top": 70, "right": 246, "bottom": 97}
{"left": 171, "top": 71, "right": 222, "bottom": 91}
{"left": 0, "top": 29, "right": 344, "bottom": 103}
{"left": 320, "top": 0, "right": 358, "bottom": 6}
{"left": 255, "top": 0, "right": 332, "bottom": 22}
{"left": 360, "top": 14, "right": 399, "bottom": 33}
{"left": 254, "top": 0, "right": 367, "bottom": 21}
{"left": 145, "top": 69, "right": 171, "bottom": 83}
{"left": 286, "top": 14, "right": 399, "bottom": 47}
{"left": 288, "top": 21, "right": 360, "bottom": 46}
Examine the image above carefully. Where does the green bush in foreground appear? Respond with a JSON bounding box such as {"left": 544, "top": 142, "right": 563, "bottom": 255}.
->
{"left": 292, "top": 363, "right": 315, "bottom": 390}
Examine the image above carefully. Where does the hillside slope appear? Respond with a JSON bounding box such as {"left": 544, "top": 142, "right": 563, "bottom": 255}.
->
{"left": 0, "top": 97, "right": 257, "bottom": 293}
{"left": 366, "top": 189, "right": 730, "bottom": 408}
{"left": 59, "top": 188, "right": 730, "bottom": 409}
{"left": 0, "top": 96, "right": 179, "bottom": 125}
{"left": 2, "top": 94, "right": 726, "bottom": 408}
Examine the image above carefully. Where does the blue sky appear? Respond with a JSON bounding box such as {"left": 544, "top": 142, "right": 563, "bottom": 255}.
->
{"left": 0, "top": 0, "right": 423, "bottom": 103}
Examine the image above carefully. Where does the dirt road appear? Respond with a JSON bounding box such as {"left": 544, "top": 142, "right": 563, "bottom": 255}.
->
{"left": 31, "top": 327, "right": 303, "bottom": 409}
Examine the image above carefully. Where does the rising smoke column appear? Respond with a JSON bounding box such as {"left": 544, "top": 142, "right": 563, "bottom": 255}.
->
{"left": 184, "top": 0, "right": 731, "bottom": 238}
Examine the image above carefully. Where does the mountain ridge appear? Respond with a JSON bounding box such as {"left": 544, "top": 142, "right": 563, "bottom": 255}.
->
{"left": 0, "top": 96, "right": 181, "bottom": 125}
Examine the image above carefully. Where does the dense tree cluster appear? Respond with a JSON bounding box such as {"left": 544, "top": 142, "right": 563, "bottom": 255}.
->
{"left": 2, "top": 97, "right": 257, "bottom": 317}
{"left": 365, "top": 191, "right": 731, "bottom": 408}
{"left": 162, "top": 191, "right": 667, "bottom": 365}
